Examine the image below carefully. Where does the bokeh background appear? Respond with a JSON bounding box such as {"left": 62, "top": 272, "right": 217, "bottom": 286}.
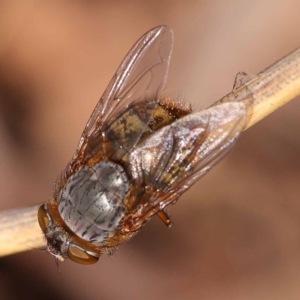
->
{"left": 1, "top": 1, "right": 300, "bottom": 299}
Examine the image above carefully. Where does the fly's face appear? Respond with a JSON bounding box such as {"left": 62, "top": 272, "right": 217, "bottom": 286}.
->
{"left": 38, "top": 26, "right": 249, "bottom": 265}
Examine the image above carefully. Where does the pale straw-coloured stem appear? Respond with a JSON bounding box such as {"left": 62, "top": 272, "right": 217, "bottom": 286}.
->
{"left": 0, "top": 204, "right": 45, "bottom": 256}
{"left": 1, "top": 47, "right": 300, "bottom": 258}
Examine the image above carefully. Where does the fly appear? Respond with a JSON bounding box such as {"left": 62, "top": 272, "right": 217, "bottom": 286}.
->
{"left": 38, "top": 26, "right": 248, "bottom": 264}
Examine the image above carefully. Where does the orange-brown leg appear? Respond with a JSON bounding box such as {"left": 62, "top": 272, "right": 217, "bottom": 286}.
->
{"left": 157, "top": 210, "right": 172, "bottom": 228}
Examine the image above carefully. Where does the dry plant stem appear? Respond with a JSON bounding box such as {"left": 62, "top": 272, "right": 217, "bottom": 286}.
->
{"left": 214, "top": 48, "right": 300, "bottom": 129}
{"left": 1, "top": 47, "right": 300, "bottom": 258}
{"left": 0, "top": 204, "right": 45, "bottom": 257}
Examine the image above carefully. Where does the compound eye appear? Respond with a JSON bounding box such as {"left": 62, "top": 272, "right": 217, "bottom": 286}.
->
{"left": 67, "top": 245, "right": 99, "bottom": 265}
{"left": 38, "top": 205, "right": 50, "bottom": 230}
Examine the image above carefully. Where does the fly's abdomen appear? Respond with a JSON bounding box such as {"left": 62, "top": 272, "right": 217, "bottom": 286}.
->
{"left": 58, "top": 161, "right": 129, "bottom": 243}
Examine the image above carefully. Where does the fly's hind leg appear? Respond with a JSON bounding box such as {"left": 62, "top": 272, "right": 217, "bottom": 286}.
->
{"left": 232, "top": 71, "right": 257, "bottom": 90}
{"left": 157, "top": 210, "right": 172, "bottom": 228}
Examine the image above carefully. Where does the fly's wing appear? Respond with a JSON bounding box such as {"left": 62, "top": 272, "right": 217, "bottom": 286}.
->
{"left": 126, "top": 102, "right": 247, "bottom": 230}
{"left": 75, "top": 26, "right": 173, "bottom": 163}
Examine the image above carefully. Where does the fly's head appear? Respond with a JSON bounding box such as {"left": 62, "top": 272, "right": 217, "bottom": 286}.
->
{"left": 38, "top": 203, "right": 100, "bottom": 265}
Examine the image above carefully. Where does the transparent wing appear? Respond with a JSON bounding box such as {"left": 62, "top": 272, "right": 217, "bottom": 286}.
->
{"left": 126, "top": 102, "right": 247, "bottom": 229}
{"left": 76, "top": 26, "right": 173, "bottom": 162}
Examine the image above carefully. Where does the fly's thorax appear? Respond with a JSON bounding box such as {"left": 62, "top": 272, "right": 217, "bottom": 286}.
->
{"left": 57, "top": 160, "right": 129, "bottom": 244}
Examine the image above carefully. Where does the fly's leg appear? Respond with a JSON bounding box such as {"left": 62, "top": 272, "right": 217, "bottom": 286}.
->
{"left": 231, "top": 72, "right": 257, "bottom": 127}
{"left": 157, "top": 210, "right": 172, "bottom": 228}
{"left": 232, "top": 71, "right": 257, "bottom": 90}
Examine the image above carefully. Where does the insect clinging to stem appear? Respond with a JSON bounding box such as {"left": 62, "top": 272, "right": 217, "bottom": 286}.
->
{"left": 38, "top": 25, "right": 250, "bottom": 265}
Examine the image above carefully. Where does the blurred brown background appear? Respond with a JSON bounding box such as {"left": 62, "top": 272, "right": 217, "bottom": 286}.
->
{"left": 1, "top": 1, "right": 300, "bottom": 299}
